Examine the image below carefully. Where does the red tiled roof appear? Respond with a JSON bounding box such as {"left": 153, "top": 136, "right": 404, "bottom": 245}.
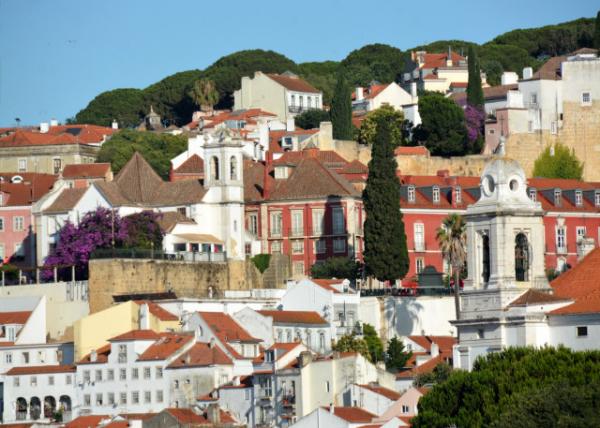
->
{"left": 509, "top": 289, "right": 571, "bottom": 307}
{"left": 173, "top": 154, "right": 204, "bottom": 175}
{"left": 266, "top": 74, "right": 320, "bottom": 93}
{"left": 62, "top": 163, "right": 111, "bottom": 179}
{"left": 450, "top": 84, "right": 518, "bottom": 104}
{"left": 199, "top": 312, "right": 260, "bottom": 359}
{"left": 339, "top": 159, "right": 368, "bottom": 174}
{"left": 0, "top": 311, "right": 31, "bottom": 325}
{"left": 133, "top": 301, "right": 178, "bottom": 321}
{"left": 65, "top": 415, "right": 109, "bottom": 428}
{"left": 357, "top": 383, "right": 401, "bottom": 400}
{"left": 550, "top": 248, "right": 600, "bottom": 315}
{"left": 167, "top": 342, "right": 233, "bottom": 368}
{"left": 155, "top": 211, "right": 196, "bottom": 233}
{"left": 109, "top": 329, "right": 161, "bottom": 342}
{"left": 395, "top": 146, "right": 430, "bottom": 156}
{"left": 450, "top": 82, "right": 468, "bottom": 88}
{"left": 363, "top": 84, "right": 388, "bottom": 100}
{"left": 78, "top": 343, "right": 111, "bottom": 365}
{"left": 0, "top": 174, "right": 57, "bottom": 206}
{"left": 258, "top": 310, "right": 328, "bottom": 325}
{"left": 5, "top": 365, "right": 76, "bottom": 375}
{"left": 312, "top": 279, "right": 343, "bottom": 293}
{"left": 272, "top": 149, "right": 347, "bottom": 169}
{"left": 0, "top": 125, "right": 114, "bottom": 148}
{"left": 419, "top": 51, "right": 466, "bottom": 69}
{"left": 137, "top": 333, "right": 193, "bottom": 361}
{"left": 164, "top": 407, "right": 236, "bottom": 425}
{"left": 323, "top": 407, "right": 376, "bottom": 423}
{"left": 268, "top": 129, "right": 319, "bottom": 153}
{"left": 44, "top": 188, "right": 87, "bottom": 213}
{"left": 406, "top": 336, "right": 456, "bottom": 355}
{"left": 396, "top": 354, "right": 446, "bottom": 379}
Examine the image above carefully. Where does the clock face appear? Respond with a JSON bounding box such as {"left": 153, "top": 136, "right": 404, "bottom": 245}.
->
{"left": 482, "top": 175, "right": 495, "bottom": 197}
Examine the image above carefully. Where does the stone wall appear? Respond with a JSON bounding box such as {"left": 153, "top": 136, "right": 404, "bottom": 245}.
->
{"left": 88, "top": 258, "right": 269, "bottom": 313}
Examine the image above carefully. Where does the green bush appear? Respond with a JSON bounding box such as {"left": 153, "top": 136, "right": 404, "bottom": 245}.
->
{"left": 251, "top": 254, "right": 271, "bottom": 274}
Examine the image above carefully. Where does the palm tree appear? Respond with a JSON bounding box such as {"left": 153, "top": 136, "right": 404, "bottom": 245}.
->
{"left": 189, "top": 78, "right": 219, "bottom": 113}
{"left": 436, "top": 214, "right": 467, "bottom": 320}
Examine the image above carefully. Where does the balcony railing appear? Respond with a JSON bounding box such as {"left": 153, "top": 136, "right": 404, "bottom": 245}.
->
{"left": 288, "top": 105, "right": 315, "bottom": 114}
{"left": 91, "top": 249, "right": 227, "bottom": 263}
{"left": 556, "top": 246, "right": 567, "bottom": 254}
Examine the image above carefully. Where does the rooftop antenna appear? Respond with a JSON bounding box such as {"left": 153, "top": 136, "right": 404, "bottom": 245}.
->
{"left": 14, "top": 118, "right": 21, "bottom": 128}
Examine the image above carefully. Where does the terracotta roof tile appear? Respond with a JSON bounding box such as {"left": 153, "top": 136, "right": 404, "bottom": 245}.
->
{"left": 0, "top": 311, "right": 31, "bottom": 325}
{"left": 0, "top": 125, "right": 114, "bottom": 148}
{"left": 0, "top": 173, "right": 57, "bottom": 206}
{"left": 173, "top": 154, "right": 204, "bottom": 175}
{"left": 322, "top": 407, "right": 376, "bottom": 423}
{"left": 419, "top": 51, "right": 466, "bottom": 69}
{"left": 164, "top": 407, "right": 236, "bottom": 425}
{"left": 155, "top": 211, "right": 196, "bottom": 233}
{"left": 137, "top": 333, "right": 193, "bottom": 361}
{"left": 266, "top": 73, "right": 320, "bottom": 93}
{"left": 357, "top": 383, "right": 401, "bottom": 400}
{"left": 64, "top": 415, "right": 109, "bottom": 428}
{"left": 450, "top": 84, "right": 518, "bottom": 104}
{"left": 78, "top": 343, "right": 111, "bottom": 365}
{"left": 406, "top": 336, "right": 456, "bottom": 355}
{"left": 508, "top": 289, "right": 571, "bottom": 307}
{"left": 133, "top": 301, "right": 179, "bottom": 321}
{"left": 312, "top": 279, "right": 343, "bottom": 293}
{"left": 258, "top": 310, "right": 328, "bottom": 325}
{"left": 339, "top": 159, "right": 368, "bottom": 174}
{"left": 167, "top": 342, "right": 233, "bottom": 368}
{"left": 44, "top": 188, "right": 87, "bottom": 213}
{"left": 5, "top": 365, "right": 76, "bottom": 375}
{"left": 199, "top": 312, "right": 259, "bottom": 344}
{"left": 62, "top": 163, "right": 111, "bottom": 179}
{"left": 109, "top": 329, "right": 161, "bottom": 342}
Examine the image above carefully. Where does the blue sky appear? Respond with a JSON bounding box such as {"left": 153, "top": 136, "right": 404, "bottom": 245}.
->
{"left": 0, "top": 0, "right": 597, "bottom": 125}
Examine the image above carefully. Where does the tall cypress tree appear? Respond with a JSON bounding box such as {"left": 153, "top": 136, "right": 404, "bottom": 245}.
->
{"left": 466, "top": 46, "right": 484, "bottom": 108}
{"left": 330, "top": 72, "right": 353, "bottom": 140}
{"left": 594, "top": 11, "right": 600, "bottom": 50}
{"left": 363, "top": 117, "right": 409, "bottom": 282}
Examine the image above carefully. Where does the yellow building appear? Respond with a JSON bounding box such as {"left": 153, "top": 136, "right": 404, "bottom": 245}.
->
{"left": 73, "top": 300, "right": 179, "bottom": 360}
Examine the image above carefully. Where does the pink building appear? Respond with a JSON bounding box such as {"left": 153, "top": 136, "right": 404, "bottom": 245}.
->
{"left": 0, "top": 173, "right": 57, "bottom": 268}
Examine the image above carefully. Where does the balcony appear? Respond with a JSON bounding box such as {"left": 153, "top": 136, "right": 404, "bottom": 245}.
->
{"left": 290, "top": 228, "right": 304, "bottom": 238}
{"left": 288, "top": 105, "right": 315, "bottom": 114}
{"left": 557, "top": 246, "right": 567, "bottom": 255}
{"left": 414, "top": 242, "right": 426, "bottom": 252}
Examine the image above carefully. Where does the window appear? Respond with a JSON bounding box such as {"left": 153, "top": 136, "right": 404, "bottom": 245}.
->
{"left": 174, "top": 380, "right": 179, "bottom": 389}
{"left": 155, "top": 367, "right": 163, "bottom": 379}
{"left": 270, "top": 211, "right": 282, "bottom": 237}
{"left": 118, "top": 344, "right": 127, "bottom": 363}
{"left": 325, "top": 381, "right": 330, "bottom": 393}
{"left": 554, "top": 189, "right": 562, "bottom": 206}
{"left": 22, "top": 352, "right": 29, "bottom": 363}
{"left": 96, "top": 393, "right": 103, "bottom": 406}
{"left": 416, "top": 257, "right": 424, "bottom": 274}
{"left": 556, "top": 227, "right": 566, "bottom": 252}
{"left": 529, "top": 188, "right": 537, "bottom": 202}
{"left": 248, "top": 213, "right": 258, "bottom": 236}
{"left": 131, "top": 368, "right": 139, "bottom": 379}
{"left": 332, "top": 207, "right": 344, "bottom": 234}
{"left": 30, "top": 375, "right": 37, "bottom": 386}
{"left": 402, "top": 405, "right": 410, "bottom": 414}
{"left": 312, "top": 209, "right": 324, "bottom": 235}
{"left": 66, "top": 375, "right": 72, "bottom": 384}
{"left": 18, "top": 159, "right": 27, "bottom": 172}
{"left": 120, "top": 392, "right": 127, "bottom": 405}
{"left": 319, "top": 332, "right": 326, "bottom": 351}
{"left": 177, "top": 207, "right": 186, "bottom": 216}
{"left": 308, "top": 96, "right": 312, "bottom": 108}
{"left": 477, "top": 329, "right": 485, "bottom": 339}
{"left": 211, "top": 156, "right": 220, "bottom": 181}
{"left": 144, "top": 391, "right": 151, "bottom": 403}
{"left": 53, "top": 158, "right": 62, "bottom": 174}
{"left": 291, "top": 210, "right": 303, "bottom": 236}
{"left": 83, "top": 370, "right": 90, "bottom": 383}
{"left": 299, "top": 95, "right": 304, "bottom": 108}
{"left": 84, "top": 394, "right": 91, "bottom": 406}
{"left": 315, "top": 96, "right": 320, "bottom": 107}
{"left": 551, "top": 121, "right": 557, "bottom": 134}
{"left": 432, "top": 186, "right": 440, "bottom": 203}
{"left": 230, "top": 156, "right": 238, "bottom": 180}
{"left": 95, "top": 369, "right": 102, "bottom": 382}
{"left": 530, "top": 93, "right": 538, "bottom": 106}
{"left": 595, "top": 191, "right": 600, "bottom": 207}
{"left": 107, "top": 392, "right": 115, "bottom": 405}
{"left": 333, "top": 238, "right": 345, "bottom": 253}
{"left": 132, "top": 391, "right": 139, "bottom": 404}
{"left": 482, "top": 234, "right": 490, "bottom": 284}
{"left": 455, "top": 186, "right": 462, "bottom": 204}
{"left": 292, "top": 240, "right": 303, "bottom": 254}
{"left": 270, "top": 240, "right": 282, "bottom": 254}
{"left": 575, "top": 190, "right": 583, "bottom": 206}
{"left": 119, "top": 368, "right": 126, "bottom": 380}
{"left": 13, "top": 216, "right": 24, "bottom": 232}
{"left": 0, "top": 244, "right": 4, "bottom": 261}
{"left": 577, "top": 326, "right": 588, "bottom": 337}
{"left": 576, "top": 226, "right": 586, "bottom": 242}
{"left": 0, "top": 217, "right": 4, "bottom": 231}
{"left": 408, "top": 185, "right": 416, "bottom": 203}
{"left": 13, "top": 377, "right": 19, "bottom": 387}
{"left": 156, "top": 390, "right": 163, "bottom": 403}
{"left": 414, "top": 223, "right": 425, "bottom": 251}
{"left": 287, "top": 330, "right": 292, "bottom": 342}
{"left": 515, "top": 233, "right": 529, "bottom": 282}
{"left": 293, "top": 261, "right": 305, "bottom": 276}
{"left": 581, "top": 92, "right": 591, "bottom": 106}
{"left": 314, "top": 239, "right": 326, "bottom": 254}
{"left": 144, "top": 367, "right": 151, "bottom": 379}
{"left": 107, "top": 369, "right": 114, "bottom": 381}
{"left": 48, "top": 375, "right": 54, "bottom": 385}
{"left": 291, "top": 94, "right": 296, "bottom": 107}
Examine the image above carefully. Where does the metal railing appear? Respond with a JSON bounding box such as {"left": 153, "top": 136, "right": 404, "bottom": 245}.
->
{"left": 91, "top": 249, "right": 227, "bottom": 262}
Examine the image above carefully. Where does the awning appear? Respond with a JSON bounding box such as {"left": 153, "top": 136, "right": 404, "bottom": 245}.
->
{"left": 171, "top": 233, "right": 223, "bottom": 244}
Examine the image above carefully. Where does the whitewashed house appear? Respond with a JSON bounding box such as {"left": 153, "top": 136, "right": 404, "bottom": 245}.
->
{"left": 353, "top": 83, "right": 421, "bottom": 126}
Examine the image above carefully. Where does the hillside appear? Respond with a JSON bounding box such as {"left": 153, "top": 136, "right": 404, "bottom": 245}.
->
{"left": 73, "top": 17, "right": 596, "bottom": 128}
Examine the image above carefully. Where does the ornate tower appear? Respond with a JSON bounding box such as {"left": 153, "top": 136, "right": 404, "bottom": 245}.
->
{"left": 454, "top": 159, "right": 549, "bottom": 370}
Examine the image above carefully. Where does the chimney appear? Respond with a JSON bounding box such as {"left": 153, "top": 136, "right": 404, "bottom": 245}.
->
{"left": 577, "top": 237, "right": 595, "bottom": 260}
{"left": 50, "top": 118, "right": 58, "bottom": 127}
{"left": 258, "top": 119, "right": 269, "bottom": 155}
{"left": 206, "top": 403, "right": 221, "bottom": 424}
{"left": 209, "top": 337, "right": 216, "bottom": 349}
{"left": 111, "top": 120, "right": 119, "bottom": 130}
{"left": 446, "top": 46, "right": 453, "bottom": 67}
{"left": 297, "top": 351, "right": 313, "bottom": 368}
{"left": 410, "top": 82, "right": 417, "bottom": 98}
{"left": 522, "top": 67, "right": 533, "bottom": 80}
{"left": 40, "top": 122, "right": 49, "bottom": 133}
{"left": 430, "top": 342, "right": 439, "bottom": 358}
{"left": 90, "top": 349, "right": 97, "bottom": 362}
{"left": 286, "top": 117, "right": 295, "bottom": 132}
{"left": 138, "top": 303, "right": 150, "bottom": 330}
{"left": 501, "top": 72, "right": 518, "bottom": 86}
{"left": 185, "top": 353, "right": 191, "bottom": 364}
{"left": 356, "top": 87, "right": 364, "bottom": 101}
{"left": 329, "top": 403, "right": 335, "bottom": 414}
{"left": 263, "top": 152, "right": 272, "bottom": 199}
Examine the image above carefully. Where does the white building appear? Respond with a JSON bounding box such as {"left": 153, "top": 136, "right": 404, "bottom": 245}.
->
{"left": 234, "top": 71, "right": 323, "bottom": 122}
{"left": 353, "top": 83, "right": 421, "bottom": 126}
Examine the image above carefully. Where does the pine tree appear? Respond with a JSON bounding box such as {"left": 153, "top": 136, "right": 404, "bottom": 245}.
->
{"left": 594, "top": 11, "right": 600, "bottom": 49}
{"left": 385, "top": 337, "right": 412, "bottom": 372}
{"left": 466, "top": 46, "right": 484, "bottom": 108}
{"left": 330, "top": 72, "right": 353, "bottom": 140}
{"left": 363, "top": 117, "right": 409, "bottom": 282}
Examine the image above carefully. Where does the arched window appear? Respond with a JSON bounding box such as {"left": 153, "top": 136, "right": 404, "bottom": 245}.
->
{"left": 482, "top": 234, "right": 490, "bottom": 284}
{"left": 230, "top": 156, "right": 237, "bottom": 180}
{"left": 515, "top": 233, "right": 529, "bottom": 281}
{"left": 211, "top": 156, "right": 220, "bottom": 181}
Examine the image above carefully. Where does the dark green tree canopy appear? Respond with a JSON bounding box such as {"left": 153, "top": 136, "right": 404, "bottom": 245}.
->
{"left": 330, "top": 73, "right": 353, "bottom": 140}
{"left": 332, "top": 333, "right": 371, "bottom": 361}
{"left": 362, "top": 324, "right": 384, "bottom": 363}
{"left": 532, "top": 144, "right": 584, "bottom": 180}
{"left": 294, "top": 109, "right": 330, "bottom": 130}
{"left": 341, "top": 43, "right": 405, "bottom": 86}
{"left": 74, "top": 88, "right": 146, "bottom": 128}
{"left": 310, "top": 257, "right": 360, "bottom": 280}
{"left": 385, "top": 337, "right": 412, "bottom": 372}
{"left": 595, "top": 11, "right": 600, "bottom": 49}
{"left": 358, "top": 105, "right": 409, "bottom": 146}
{"left": 363, "top": 117, "right": 409, "bottom": 281}
{"left": 413, "top": 93, "right": 468, "bottom": 157}
{"left": 97, "top": 129, "right": 187, "bottom": 179}
{"left": 413, "top": 347, "right": 600, "bottom": 428}
{"left": 467, "top": 46, "right": 484, "bottom": 108}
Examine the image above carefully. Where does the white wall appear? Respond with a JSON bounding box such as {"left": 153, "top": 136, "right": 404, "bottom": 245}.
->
{"left": 384, "top": 296, "right": 456, "bottom": 339}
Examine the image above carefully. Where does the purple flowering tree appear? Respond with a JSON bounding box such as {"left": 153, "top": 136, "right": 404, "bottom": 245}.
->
{"left": 464, "top": 104, "right": 485, "bottom": 154}
{"left": 43, "top": 207, "right": 127, "bottom": 280}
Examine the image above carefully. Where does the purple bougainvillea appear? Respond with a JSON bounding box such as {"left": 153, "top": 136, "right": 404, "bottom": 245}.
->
{"left": 464, "top": 104, "right": 485, "bottom": 145}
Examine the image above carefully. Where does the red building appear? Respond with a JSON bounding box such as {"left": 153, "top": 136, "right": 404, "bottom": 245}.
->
{"left": 0, "top": 173, "right": 57, "bottom": 267}
{"left": 243, "top": 148, "right": 367, "bottom": 276}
